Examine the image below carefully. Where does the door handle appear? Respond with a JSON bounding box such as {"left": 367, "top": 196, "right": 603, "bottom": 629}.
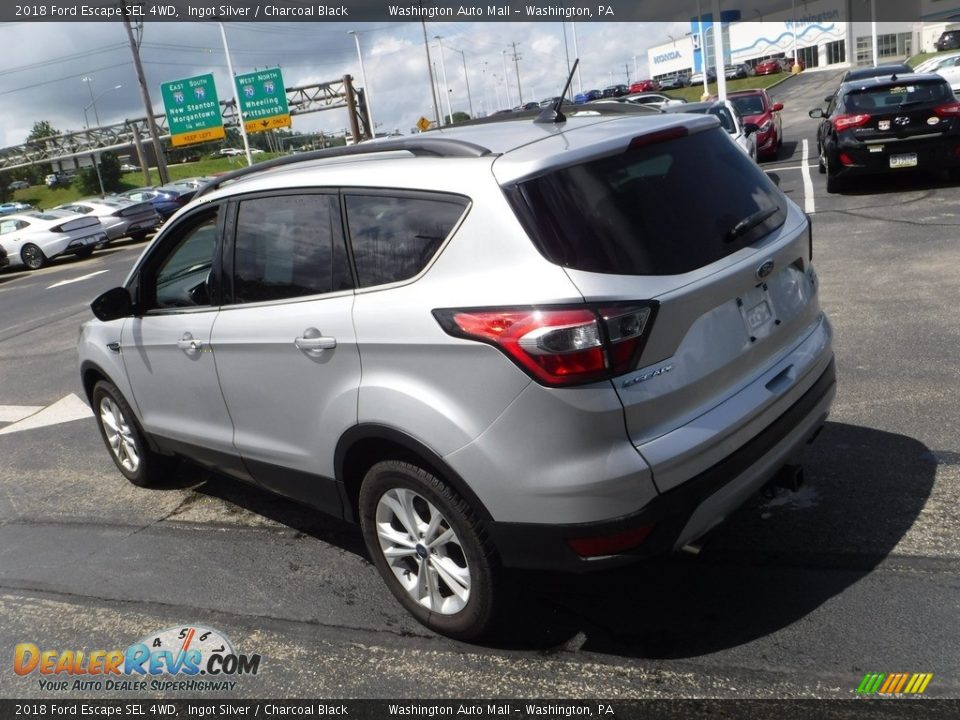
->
{"left": 295, "top": 328, "right": 337, "bottom": 355}
{"left": 177, "top": 332, "right": 202, "bottom": 354}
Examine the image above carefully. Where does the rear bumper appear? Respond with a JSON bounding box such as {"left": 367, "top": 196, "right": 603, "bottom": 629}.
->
{"left": 833, "top": 136, "right": 960, "bottom": 177}
{"left": 488, "top": 357, "right": 835, "bottom": 572}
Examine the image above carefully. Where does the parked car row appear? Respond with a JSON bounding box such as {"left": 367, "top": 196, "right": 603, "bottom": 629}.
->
{"left": 0, "top": 190, "right": 168, "bottom": 272}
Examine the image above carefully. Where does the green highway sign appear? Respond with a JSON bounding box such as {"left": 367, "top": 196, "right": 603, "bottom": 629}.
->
{"left": 160, "top": 74, "right": 225, "bottom": 147}
{"left": 235, "top": 68, "right": 291, "bottom": 133}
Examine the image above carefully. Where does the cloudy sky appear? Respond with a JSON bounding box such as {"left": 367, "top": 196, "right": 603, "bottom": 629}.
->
{"left": 0, "top": 20, "right": 690, "bottom": 147}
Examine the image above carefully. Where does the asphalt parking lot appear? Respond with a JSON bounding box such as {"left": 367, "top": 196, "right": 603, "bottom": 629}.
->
{"left": 1, "top": 68, "right": 958, "bottom": 701}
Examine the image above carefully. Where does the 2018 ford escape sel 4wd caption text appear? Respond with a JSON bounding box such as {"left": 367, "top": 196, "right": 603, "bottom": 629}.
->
{"left": 79, "top": 107, "right": 835, "bottom": 640}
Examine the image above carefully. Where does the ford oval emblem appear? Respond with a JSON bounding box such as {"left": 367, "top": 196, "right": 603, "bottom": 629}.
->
{"left": 757, "top": 260, "right": 775, "bottom": 279}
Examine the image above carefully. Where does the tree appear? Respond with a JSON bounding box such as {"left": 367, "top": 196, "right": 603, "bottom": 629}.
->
{"left": 0, "top": 171, "right": 10, "bottom": 203}
{"left": 26, "top": 120, "right": 60, "bottom": 143}
{"left": 444, "top": 112, "right": 471, "bottom": 125}
{"left": 76, "top": 152, "right": 122, "bottom": 196}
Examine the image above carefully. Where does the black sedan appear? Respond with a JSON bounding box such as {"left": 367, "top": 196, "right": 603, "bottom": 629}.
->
{"left": 809, "top": 74, "right": 960, "bottom": 193}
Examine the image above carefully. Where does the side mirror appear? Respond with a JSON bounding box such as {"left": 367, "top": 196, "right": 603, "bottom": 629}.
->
{"left": 772, "top": 102, "right": 784, "bottom": 112}
{"left": 809, "top": 108, "right": 825, "bottom": 119}
{"left": 744, "top": 122, "right": 760, "bottom": 136}
{"left": 91, "top": 287, "right": 133, "bottom": 322}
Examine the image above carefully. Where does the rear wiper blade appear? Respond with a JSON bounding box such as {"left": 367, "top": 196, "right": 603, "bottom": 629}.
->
{"left": 725, "top": 207, "right": 779, "bottom": 242}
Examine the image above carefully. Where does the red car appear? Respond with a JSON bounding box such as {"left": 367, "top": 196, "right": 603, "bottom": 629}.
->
{"left": 629, "top": 79, "right": 660, "bottom": 93}
{"left": 753, "top": 58, "right": 782, "bottom": 76}
{"left": 727, "top": 89, "right": 784, "bottom": 160}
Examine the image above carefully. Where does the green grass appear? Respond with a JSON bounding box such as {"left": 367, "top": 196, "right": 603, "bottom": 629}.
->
{"left": 667, "top": 72, "right": 793, "bottom": 102}
{"left": 11, "top": 153, "right": 284, "bottom": 210}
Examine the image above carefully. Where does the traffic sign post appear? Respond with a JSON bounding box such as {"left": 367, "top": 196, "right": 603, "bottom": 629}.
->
{"left": 235, "top": 68, "right": 291, "bottom": 134}
{"left": 160, "top": 74, "right": 226, "bottom": 147}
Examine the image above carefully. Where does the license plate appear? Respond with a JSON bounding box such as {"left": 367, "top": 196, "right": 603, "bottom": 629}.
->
{"left": 745, "top": 300, "right": 773, "bottom": 332}
{"left": 738, "top": 284, "right": 778, "bottom": 340}
{"left": 890, "top": 153, "right": 918, "bottom": 169}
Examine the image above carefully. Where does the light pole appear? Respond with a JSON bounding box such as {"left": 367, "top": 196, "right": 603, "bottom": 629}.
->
{"left": 349, "top": 30, "right": 375, "bottom": 138}
{"left": 453, "top": 47, "right": 474, "bottom": 118}
{"left": 421, "top": 21, "right": 441, "bottom": 128}
{"left": 83, "top": 83, "right": 121, "bottom": 129}
{"left": 434, "top": 36, "right": 453, "bottom": 124}
{"left": 218, "top": 22, "right": 253, "bottom": 166}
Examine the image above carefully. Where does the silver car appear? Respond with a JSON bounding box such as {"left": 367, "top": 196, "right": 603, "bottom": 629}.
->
{"left": 55, "top": 198, "right": 161, "bottom": 243}
{"left": 664, "top": 99, "right": 760, "bottom": 161}
{"left": 79, "top": 110, "right": 835, "bottom": 640}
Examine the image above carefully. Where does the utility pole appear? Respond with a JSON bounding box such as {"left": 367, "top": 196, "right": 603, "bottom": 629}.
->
{"left": 501, "top": 50, "right": 512, "bottom": 108}
{"left": 510, "top": 42, "right": 523, "bottom": 106}
{"left": 120, "top": 1, "right": 168, "bottom": 185}
{"left": 421, "top": 20, "right": 441, "bottom": 127}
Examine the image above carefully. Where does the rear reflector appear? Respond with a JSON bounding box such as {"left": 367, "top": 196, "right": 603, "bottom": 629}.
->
{"left": 567, "top": 525, "right": 655, "bottom": 557}
{"left": 839, "top": 152, "right": 856, "bottom": 167}
{"left": 434, "top": 303, "right": 655, "bottom": 387}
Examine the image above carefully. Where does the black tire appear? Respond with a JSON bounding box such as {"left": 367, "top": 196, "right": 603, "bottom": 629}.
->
{"left": 74, "top": 246, "right": 95, "bottom": 259}
{"left": 20, "top": 243, "right": 47, "bottom": 270}
{"left": 130, "top": 232, "right": 149, "bottom": 243}
{"left": 91, "top": 380, "right": 176, "bottom": 488}
{"left": 359, "top": 460, "right": 499, "bottom": 640}
{"left": 824, "top": 149, "right": 844, "bottom": 193}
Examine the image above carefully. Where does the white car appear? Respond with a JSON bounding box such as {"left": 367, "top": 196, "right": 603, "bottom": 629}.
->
{"left": 0, "top": 210, "right": 106, "bottom": 270}
{"left": 55, "top": 198, "right": 161, "bottom": 243}
{"left": 663, "top": 99, "right": 759, "bottom": 162}
{"left": 913, "top": 52, "right": 960, "bottom": 74}
{"left": 932, "top": 54, "right": 960, "bottom": 90}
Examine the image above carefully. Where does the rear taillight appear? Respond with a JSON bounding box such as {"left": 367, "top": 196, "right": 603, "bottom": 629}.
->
{"left": 833, "top": 113, "right": 871, "bottom": 131}
{"left": 434, "top": 303, "right": 656, "bottom": 387}
{"left": 934, "top": 101, "right": 960, "bottom": 117}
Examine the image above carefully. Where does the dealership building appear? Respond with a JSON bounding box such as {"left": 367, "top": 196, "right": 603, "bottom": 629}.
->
{"left": 647, "top": 0, "right": 960, "bottom": 83}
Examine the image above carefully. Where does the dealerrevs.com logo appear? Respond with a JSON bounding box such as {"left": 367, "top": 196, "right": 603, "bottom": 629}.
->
{"left": 14, "top": 625, "right": 261, "bottom": 693}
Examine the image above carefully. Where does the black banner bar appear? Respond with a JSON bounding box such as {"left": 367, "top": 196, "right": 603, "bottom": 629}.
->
{"left": 1, "top": 699, "right": 959, "bottom": 720}
{"left": 0, "top": 0, "right": 943, "bottom": 23}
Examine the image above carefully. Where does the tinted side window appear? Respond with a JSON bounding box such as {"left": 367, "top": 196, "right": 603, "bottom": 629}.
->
{"left": 151, "top": 210, "right": 220, "bottom": 310}
{"left": 232, "top": 194, "right": 352, "bottom": 304}
{"left": 344, "top": 193, "right": 468, "bottom": 288}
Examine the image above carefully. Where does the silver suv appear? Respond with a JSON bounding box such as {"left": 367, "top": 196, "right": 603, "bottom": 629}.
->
{"left": 79, "top": 108, "right": 835, "bottom": 640}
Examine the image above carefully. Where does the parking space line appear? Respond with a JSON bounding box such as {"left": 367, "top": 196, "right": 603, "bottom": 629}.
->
{"left": 801, "top": 139, "right": 816, "bottom": 215}
{"left": 46, "top": 270, "right": 109, "bottom": 290}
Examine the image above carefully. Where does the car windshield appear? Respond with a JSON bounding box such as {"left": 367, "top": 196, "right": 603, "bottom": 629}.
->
{"left": 506, "top": 126, "right": 786, "bottom": 276}
{"left": 730, "top": 95, "right": 765, "bottom": 115}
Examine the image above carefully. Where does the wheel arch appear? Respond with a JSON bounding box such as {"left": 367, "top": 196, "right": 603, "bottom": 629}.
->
{"left": 80, "top": 360, "right": 163, "bottom": 455}
{"left": 335, "top": 424, "right": 494, "bottom": 526}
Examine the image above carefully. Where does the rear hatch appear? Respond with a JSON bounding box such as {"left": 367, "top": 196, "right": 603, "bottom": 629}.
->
{"left": 840, "top": 77, "right": 960, "bottom": 165}
{"left": 29, "top": 211, "right": 100, "bottom": 233}
{"left": 503, "top": 123, "right": 820, "bottom": 492}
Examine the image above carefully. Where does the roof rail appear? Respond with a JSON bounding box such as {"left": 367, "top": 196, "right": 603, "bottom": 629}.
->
{"left": 193, "top": 137, "right": 493, "bottom": 200}
{"left": 453, "top": 100, "right": 659, "bottom": 128}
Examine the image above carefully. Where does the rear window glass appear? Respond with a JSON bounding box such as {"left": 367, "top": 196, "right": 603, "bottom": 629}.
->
{"left": 844, "top": 80, "right": 952, "bottom": 110}
{"left": 506, "top": 126, "right": 786, "bottom": 276}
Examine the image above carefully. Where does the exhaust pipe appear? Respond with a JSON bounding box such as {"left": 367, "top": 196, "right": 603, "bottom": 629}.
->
{"left": 772, "top": 464, "right": 804, "bottom": 492}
